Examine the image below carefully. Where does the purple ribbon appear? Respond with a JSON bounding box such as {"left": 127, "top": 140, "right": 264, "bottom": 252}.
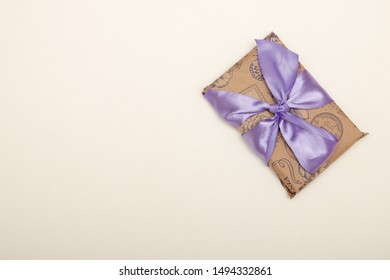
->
{"left": 204, "top": 39, "right": 338, "bottom": 173}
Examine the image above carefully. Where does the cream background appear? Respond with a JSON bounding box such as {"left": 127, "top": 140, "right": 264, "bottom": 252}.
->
{"left": 0, "top": 0, "right": 389, "bottom": 259}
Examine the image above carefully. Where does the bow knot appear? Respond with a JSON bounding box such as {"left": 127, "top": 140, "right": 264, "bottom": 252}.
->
{"left": 204, "top": 39, "right": 338, "bottom": 173}
{"left": 269, "top": 102, "right": 290, "bottom": 114}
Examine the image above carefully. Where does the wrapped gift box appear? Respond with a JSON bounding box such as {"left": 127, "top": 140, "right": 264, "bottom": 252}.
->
{"left": 203, "top": 32, "right": 367, "bottom": 197}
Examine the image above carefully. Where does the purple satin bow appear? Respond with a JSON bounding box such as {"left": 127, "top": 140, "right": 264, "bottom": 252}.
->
{"left": 204, "top": 39, "right": 338, "bottom": 173}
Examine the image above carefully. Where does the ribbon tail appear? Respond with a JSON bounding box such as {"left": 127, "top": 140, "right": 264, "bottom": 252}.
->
{"left": 279, "top": 112, "right": 338, "bottom": 173}
{"left": 242, "top": 117, "right": 279, "bottom": 165}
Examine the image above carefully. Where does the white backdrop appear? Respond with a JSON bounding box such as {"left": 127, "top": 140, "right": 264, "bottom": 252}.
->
{"left": 0, "top": 0, "right": 388, "bottom": 259}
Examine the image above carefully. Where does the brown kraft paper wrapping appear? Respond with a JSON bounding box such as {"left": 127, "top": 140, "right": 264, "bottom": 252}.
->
{"left": 202, "top": 32, "right": 367, "bottom": 198}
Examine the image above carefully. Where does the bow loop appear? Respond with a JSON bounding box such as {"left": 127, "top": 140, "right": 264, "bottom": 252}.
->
{"left": 256, "top": 39, "right": 299, "bottom": 102}
{"left": 204, "top": 39, "right": 338, "bottom": 173}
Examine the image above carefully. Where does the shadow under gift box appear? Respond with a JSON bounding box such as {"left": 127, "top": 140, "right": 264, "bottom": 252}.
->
{"left": 202, "top": 32, "right": 367, "bottom": 198}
